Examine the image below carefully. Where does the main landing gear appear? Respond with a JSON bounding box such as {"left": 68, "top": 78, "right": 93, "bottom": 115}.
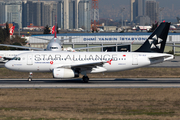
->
{"left": 28, "top": 72, "right": 33, "bottom": 82}
{"left": 82, "top": 76, "right": 89, "bottom": 83}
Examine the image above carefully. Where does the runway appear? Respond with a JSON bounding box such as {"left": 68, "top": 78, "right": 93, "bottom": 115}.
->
{"left": 1, "top": 78, "right": 180, "bottom": 88}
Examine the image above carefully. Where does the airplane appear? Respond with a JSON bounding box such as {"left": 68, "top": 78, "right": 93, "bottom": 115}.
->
{"left": 132, "top": 25, "right": 152, "bottom": 31}
{"left": 5, "top": 22, "right": 174, "bottom": 83}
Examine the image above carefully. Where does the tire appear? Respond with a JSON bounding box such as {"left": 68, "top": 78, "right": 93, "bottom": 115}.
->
{"left": 28, "top": 77, "right": 32, "bottom": 82}
{"left": 83, "top": 76, "right": 89, "bottom": 83}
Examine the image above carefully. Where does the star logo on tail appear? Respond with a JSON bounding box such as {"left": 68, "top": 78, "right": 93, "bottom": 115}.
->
{"left": 148, "top": 34, "right": 163, "bottom": 50}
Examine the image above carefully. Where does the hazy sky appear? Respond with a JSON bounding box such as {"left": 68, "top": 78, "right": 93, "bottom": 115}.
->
{"left": 99, "top": 0, "right": 179, "bottom": 9}
{"left": 98, "top": 0, "right": 180, "bottom": 22}
{"left": 98, "top": 0, "right": 180, "bottom": 11}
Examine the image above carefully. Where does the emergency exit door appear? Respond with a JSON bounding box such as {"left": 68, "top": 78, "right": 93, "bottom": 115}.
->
{"left": 132, "top": 54, "right": 138, "bottom": 65}
{"left": 27, "top": 55, "right": 33, "bottom": 65}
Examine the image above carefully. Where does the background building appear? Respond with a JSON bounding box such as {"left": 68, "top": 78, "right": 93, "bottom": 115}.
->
{"left": 57, "top": 1, "right": 64, "bottom": 29}
{"left": 28, "top": 32, "right": 180, "bottom": 53}
{"left": 146, "top": 0, "right": 159, "bottom": 24}
{"left": 0, "top": 2, "right": 5, "bottom": 24}
{"left": 78, "top": 0, "right": 91, "bottom": 31}
{"left": 133, "top": 0, "right": 145, "bottom": 21}
{"left": 130, "top": 0, "right": 135, "bottom": 22}
{"left": 5, "top": 1, "right": 22, "bottom": 28}
{"left": 43, "top": 3, "right": 51, "bottom": 27}
{"left": 0, "top": 0, "right": 92, "bottom": 31}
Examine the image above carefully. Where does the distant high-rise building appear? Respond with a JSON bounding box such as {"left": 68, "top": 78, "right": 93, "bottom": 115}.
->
{"left": 69, "top": 0, "right": 76, "bottom": 29}
{"left": 133, "top": 0, "right": 145, "bottom": 21}
{"left": 36, "top": 2, "right": 44, "bottom": 26}
{"left": 0, "top": 2, "right": 5, "bottom": 24}
{"left": 50, "top": 2, "right": 57, "bottom": 27}
{"left": 130, "top": 0, "right": 135, "bottom": 22}
{"left": 69, "top": 0, "right": 80, "bottom": 29}
{"left": 57, "top": 1, "right": 64, "bottom": 29}
{"left": 22, "top": 1, "right": 50, "bottom": 27}
{"left": 43, "top": 3, "right": 51, "bottom": 27}
{"left": 22, "top": 1, "right": 34, "bottom": 27}
{"left": 5, "top": 1, "right": 22, "bottom": 28}
{"left": 75, "top": 0, "right": 80, "bottom": 29}
{"left": 78, "top": 0, "right": 91, "bottom": 31}
{"left": 64, "top": 0, "right": 69, "bottom": 29}
{"left": 146, "top": 0, "right": 159, "bottom": 24}
{"left": 22, "top": 1, "right": 27, "bottom": 27}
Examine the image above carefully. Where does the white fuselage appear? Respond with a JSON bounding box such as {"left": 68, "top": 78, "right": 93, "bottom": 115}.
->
{"left": 5, "top": 51, "right": 174, "bottom": 74}
{"left": 0, "top": 51, "right": 29, "bottom": 62}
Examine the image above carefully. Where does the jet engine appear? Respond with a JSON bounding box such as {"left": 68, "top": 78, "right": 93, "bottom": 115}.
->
{"left": 53, "top": 68, "right": 79, "bottom": 78}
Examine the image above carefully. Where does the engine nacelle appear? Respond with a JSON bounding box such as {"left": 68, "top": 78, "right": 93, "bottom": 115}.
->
{"left": 53, "top": 68, "right": 79, "bottom": 78}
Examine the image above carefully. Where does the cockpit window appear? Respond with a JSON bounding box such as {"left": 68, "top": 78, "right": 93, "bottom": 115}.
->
{"left": 12, "top": 57, "right": 21, "bottom": 61}
{"left": 50, "top": 47, "right": 58, "bottom": 49}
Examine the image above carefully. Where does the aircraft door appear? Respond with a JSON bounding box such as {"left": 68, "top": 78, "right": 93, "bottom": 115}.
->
{"left": 27, "top": 54, "right": 33, "bottom": 65}
{"left": 132, "top": 54, "right": 138, "bottom": 65}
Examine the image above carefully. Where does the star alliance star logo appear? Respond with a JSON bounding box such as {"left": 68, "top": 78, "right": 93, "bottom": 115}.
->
{"left": 148, "top": 35, "right": 163, "bottom": 50}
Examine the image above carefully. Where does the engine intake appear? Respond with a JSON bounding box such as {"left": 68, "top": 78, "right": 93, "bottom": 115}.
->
{"left": 53, "top": 68, "right": 79, "bottom": 78}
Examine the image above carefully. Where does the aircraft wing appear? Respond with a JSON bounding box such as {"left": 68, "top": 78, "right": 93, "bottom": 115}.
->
{"left": 33, "top": 37, "right": 51, "bottom": 41}
{"left": 71, "top": 61, "right": 105, "bottom": 68}
{"left": 33, "top": 37, "right": 78, "bottom": 41}
{"left": 57, "top": 61, "right": 109, "bottom": 69}
{"left": 74, "top": 44, "right": 129, "bottom": 51}
{"left": 0, "top": 44, "right": 44, "bottom": 51}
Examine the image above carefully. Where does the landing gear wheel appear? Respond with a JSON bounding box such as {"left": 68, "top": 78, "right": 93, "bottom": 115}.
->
{"left": 28, "top": 77, "right": 32, "bottom": 82}
{"left": 28, "top": 72, "right": 33, "bottom": 82}
{"left": 82, "top": 76, "right": 89, "bottom": 83}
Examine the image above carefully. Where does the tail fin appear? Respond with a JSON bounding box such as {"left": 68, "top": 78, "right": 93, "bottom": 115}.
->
{"left": 9, "top": 26, "right": 15, "bottom": 36}
{"left": 135, "top": 22, "right": 170, "bottom": 53}
{"left": 51, "top": 26, "right": 55, "bottom": 34}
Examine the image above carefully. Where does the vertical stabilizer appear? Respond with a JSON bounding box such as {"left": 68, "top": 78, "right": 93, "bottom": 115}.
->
{"left": 135, "top": 22, "right": 170, "bottom": 53}
{"left": 9, "top": 26, "right": 15, "bottom": 36}
{"left": 51, "top": 26, "right": 55, "bottom": 34}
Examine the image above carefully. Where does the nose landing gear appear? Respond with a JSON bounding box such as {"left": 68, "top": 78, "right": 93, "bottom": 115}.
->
{"left": 28, "top": 72, "right": 33, "bottom": 82}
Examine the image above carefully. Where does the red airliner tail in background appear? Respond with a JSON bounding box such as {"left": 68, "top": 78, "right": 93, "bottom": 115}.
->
{"left": 10, "top": 26, "right": 15, "bottom": 36}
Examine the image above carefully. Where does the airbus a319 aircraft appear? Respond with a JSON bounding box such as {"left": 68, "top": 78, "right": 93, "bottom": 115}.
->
{"left": 5, "top": 22, "right": 174, "bottom": 83}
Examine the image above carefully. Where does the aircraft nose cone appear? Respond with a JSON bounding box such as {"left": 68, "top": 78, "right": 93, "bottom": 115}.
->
{"left": 5, "top": 62, "right": 11, "bottom": 69}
